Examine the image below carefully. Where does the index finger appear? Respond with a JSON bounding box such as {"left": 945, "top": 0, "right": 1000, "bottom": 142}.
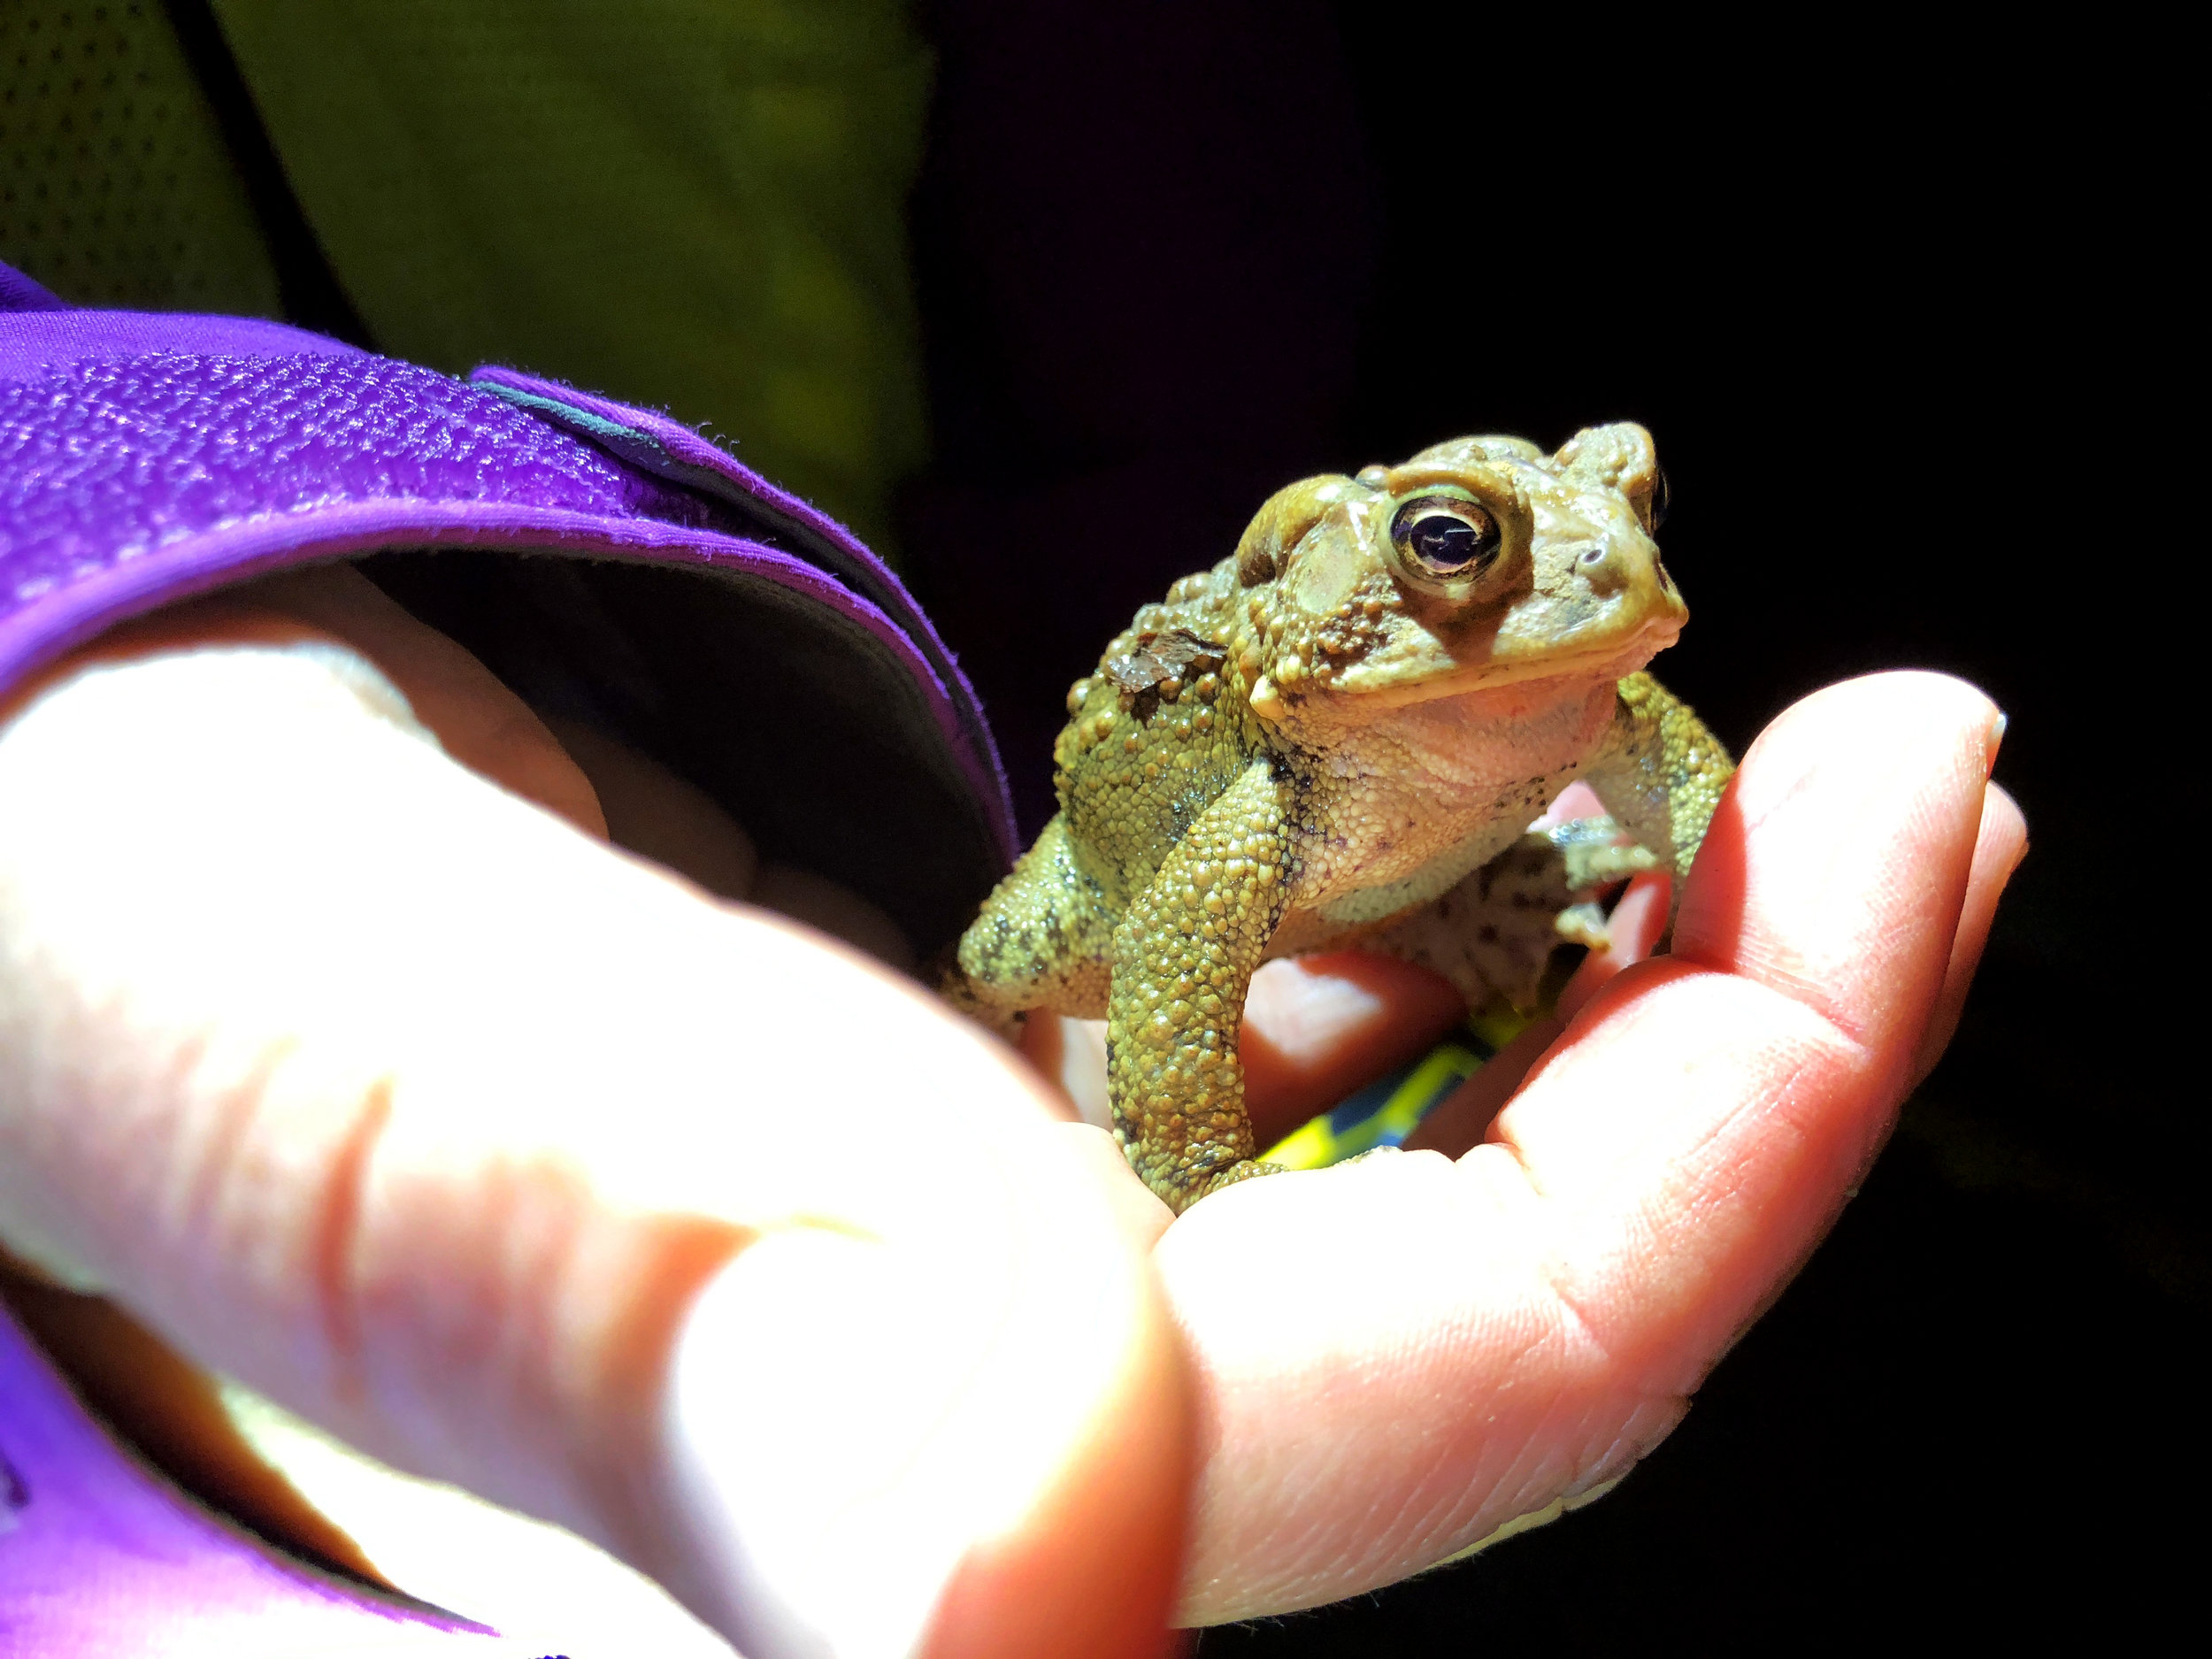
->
{"left": 1153, "top": 672, "right": 2019, "bottom": 1624}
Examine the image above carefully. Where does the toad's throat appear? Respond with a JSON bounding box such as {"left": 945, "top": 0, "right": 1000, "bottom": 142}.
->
{"left": 1320, "top": 621, "right": 1680, "bottom": 710}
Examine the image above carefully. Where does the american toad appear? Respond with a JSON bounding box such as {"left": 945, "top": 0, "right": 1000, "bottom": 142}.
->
{"left": 951, "top": 425, "right": 1733, "bottom": 1212}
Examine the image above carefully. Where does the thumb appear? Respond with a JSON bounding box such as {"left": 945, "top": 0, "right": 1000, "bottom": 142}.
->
{"left": 0, "top": 638, "right": 1191, "bottom": 1658}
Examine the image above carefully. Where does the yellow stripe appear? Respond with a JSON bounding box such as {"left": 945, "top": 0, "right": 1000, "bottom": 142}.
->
{"left": 1261, "top": 1116, "right": 1343, "bottom": 1171}
{"left": 1258, "top": 1017, "right": 1532, "bottom": 1171}
{"left": 1365, "top": 1043, "right": 1484, "bottom": 1148}
{"left": 1469, "top": 1007, "right": 1533, "bottom": 1052}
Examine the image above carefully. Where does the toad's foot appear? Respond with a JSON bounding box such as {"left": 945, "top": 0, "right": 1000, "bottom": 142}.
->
{"left": 1547, "top": 813, "right": 1660, "bottom": 891}
{"left": 1180, "top": 1156, "right": 1286, "bottom": 1212}
{"left": 933, "top": 953, "right": 1028, "bottom": 1041}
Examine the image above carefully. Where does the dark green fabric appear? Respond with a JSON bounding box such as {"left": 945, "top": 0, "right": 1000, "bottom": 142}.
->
{"left": 211, "top": 0, "right": 932, "bottom": 552}
{"left": 0, "top": 3, "right": 280, "bottom": 314}
{"left": 2, "top": 3, "right": 932, "bottom": 554}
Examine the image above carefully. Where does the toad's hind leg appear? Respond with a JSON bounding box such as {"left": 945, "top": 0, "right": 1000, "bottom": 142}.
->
{"left": 948, "top": 813, "right": 1117, "bottom": 1033}
{"left": 1107, "top": 762, "right": 1295, "bottom": 1213}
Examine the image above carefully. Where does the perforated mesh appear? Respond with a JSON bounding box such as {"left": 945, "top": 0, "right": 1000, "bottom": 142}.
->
{"left": 0, "top": 3, "right": 278, "bottom": 312}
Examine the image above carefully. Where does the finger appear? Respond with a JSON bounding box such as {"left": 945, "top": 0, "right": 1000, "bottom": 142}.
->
{"left": 1152, "top": 672, "right": 2008, "bottom": 1624}
{"left": 1018, "top": 1015, "right": 1106, "bottom": 1127}
{"left": 1397, "top": 1015, "right": 1559, "bottom": 1157}
{"left": 1909, "top": 780, "right": 2025, "bottom": 1085}
{"left": 1352, "top": 863, "right": 1674, "bottom": 1162}
{"left": 537, "top": 713, "right": 761, "bottom": 902}
{"left": 0, "top": 642, "right": 1191, "bottom": 1659}
{"left": 1494, "top": 670, "right": 2010, "bottom": 1378}
{"left": 1667, "top": 673, "right": 2006, "bottom": 1056}
{"left": 221, "top": 564, "right": 611, "bottom": 838}
{"left": 104, "top": 572, "right": 920, "bottom": 975}
{"left": 1530, "top": 778, "right": 1606, "bottom": 830}
{"left": 1239, "top": 953, "right": 1467, "bottom": 1146}
{"left": 1555, "top": 868, "right": 1671, "bottom": 1024}
{"left": 255, "top": 574, "right": 915, "bottom": 970}
{"left": 750, "top": 861, "right": 917, "bottom": 975}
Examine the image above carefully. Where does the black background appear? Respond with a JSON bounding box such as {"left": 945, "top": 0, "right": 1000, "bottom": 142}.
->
{"left": 898, "top": 4, "right": 2186, "bottom": 1647}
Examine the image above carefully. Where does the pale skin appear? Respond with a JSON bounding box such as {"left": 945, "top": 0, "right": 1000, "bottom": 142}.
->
{"left": 0, "top": 564, "right": 2024, "bottom": 1647}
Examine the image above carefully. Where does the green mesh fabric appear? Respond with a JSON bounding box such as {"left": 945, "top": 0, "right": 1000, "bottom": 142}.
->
{"left": 0, "top": 1, "right": 279, "bottom": 314}
{"left": 211, "top": 0, "right": 932, "bottom": 554}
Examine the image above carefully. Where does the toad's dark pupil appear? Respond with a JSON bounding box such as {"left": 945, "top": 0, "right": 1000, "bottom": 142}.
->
{"left": 1394, "top": 502, "right": 1499, "bottom": 575}
{"left": 1412, "top": 518, "right": 1479, "bottom": 568}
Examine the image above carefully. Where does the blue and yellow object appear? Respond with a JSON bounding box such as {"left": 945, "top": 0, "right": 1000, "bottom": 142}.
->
{"left": 1259, "top": 1007, "right": 1534, "bottom": 1171}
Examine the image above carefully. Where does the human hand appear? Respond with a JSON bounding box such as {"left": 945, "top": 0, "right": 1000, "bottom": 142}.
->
{"left": 0, "top": 557, "right": 2019, "bottom": 1647}
{"left": 0, "top": 569, "right": 1194, "bottom": 1659}
{"left": 1078, "top": 672, "right": 2021, "bottom": 1624}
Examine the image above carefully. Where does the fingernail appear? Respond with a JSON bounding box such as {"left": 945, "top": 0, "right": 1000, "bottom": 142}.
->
{"left": 1985, "top": 710, "right": 2008, "bottom": 772}
{"left": 661, "top": 1230, "right": 988, "bottom": 1659}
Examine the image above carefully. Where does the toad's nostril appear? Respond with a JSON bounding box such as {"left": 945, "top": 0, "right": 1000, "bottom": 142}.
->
{"left": 1577, "top": 541, "right": 1632, "bottom": 593}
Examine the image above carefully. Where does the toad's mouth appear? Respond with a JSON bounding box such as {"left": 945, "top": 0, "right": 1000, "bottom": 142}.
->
{"left": 1320, "top": 617, "right": 1683, "bottom": 710}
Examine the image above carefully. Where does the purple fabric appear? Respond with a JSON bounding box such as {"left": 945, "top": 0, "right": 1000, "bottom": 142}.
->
{"left": 3, "top": 352, "right": 710, "bottom": 631}
{"left": 0, "top": 308, "right": 368, "bottom": 382}
{"left": 470, "top": 365, "right": 1015, "bottom": 863}
{"left": 0, "top": 264, "right": 68, "bottom": 314}
{"left": 0, "top": 1310, "right": 542, "bottom": 1652}
{"left": 472, "top": 365, "right": 908, "bottom": 586}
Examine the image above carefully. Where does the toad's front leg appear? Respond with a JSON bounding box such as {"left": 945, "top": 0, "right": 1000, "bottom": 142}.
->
{"left": 1107, "top": 761, "right": 1297, "bottom": 1213}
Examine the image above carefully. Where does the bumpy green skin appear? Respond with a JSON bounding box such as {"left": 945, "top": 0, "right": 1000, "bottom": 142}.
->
{"left": 1599, "top": 672, "right": 1736, "bottom": 888}
{"left": 953, "top": 426, "right": 1735, "bottom": 1213}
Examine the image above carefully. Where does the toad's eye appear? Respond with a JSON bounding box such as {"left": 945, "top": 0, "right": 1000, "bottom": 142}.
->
{"left": 1390, "top": 497, "right": 1501, "bottom": 580}
{"left": 1648, "top": 466, "right": 1671, "bottom": 533}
